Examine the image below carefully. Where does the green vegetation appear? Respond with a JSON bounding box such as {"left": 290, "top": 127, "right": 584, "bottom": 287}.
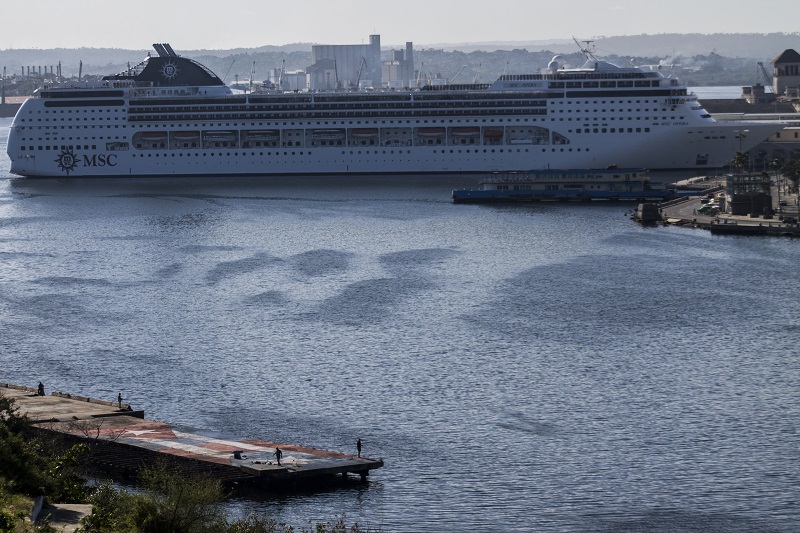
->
{"left": 0, "top": 392, "right": 375, "bottom": 533}
{"left": 782, "top": 160, "right": 800, "bottom": 191}
{"left": 83, "top": 470, "right": 373, "bottom": 532}
{"left": 0, "top": 393, "right": 89, "bottom": 504}
{"left": 82, "top": 466, "right": 378, "bottom": 533}
{"left": 731, "top": 151, "right": 749, "bottom": 173}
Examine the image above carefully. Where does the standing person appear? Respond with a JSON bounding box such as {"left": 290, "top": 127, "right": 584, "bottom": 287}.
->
{"left": 274, "top": 447, "right": 282, "bottom": 466}
{"left": 356, "top": 438, "right": 362, "bottom": 457}
{"left": 117, "top": 393, "right": 123, "bottom": 408}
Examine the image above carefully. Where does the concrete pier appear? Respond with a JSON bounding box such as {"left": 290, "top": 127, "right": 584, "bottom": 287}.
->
{"left": 2, "top": 383, "right": 383, "bottom": 491}
{"left": 641, "top": 176, "right": 800, "bottom": 236}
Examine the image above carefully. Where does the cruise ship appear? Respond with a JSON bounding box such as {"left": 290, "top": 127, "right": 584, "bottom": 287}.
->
{"left": 5, "top": 43, "right": 783, "bottom": 178}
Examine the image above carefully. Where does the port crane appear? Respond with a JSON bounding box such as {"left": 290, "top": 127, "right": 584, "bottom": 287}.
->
{"left": 757, "top": 62, "right": 774, "bottom": 93}
{"left": 354, "top": 57, "right": 368, "bottom": 88}
{"left": 472, "top": 63, "right": 482, "bottom": 84}
{"left": 449, "top": 65, "right": 467, "bottom": 84}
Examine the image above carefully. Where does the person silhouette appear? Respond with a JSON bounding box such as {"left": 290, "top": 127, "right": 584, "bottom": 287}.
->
{"left": 356, "top": 438, "right": 362, "bottom": 457}
{"left": 37, "top": 382, "right": 45, "bottom": 396}
{"left": 274, "top": 447, "right": 282, "bottom": 466}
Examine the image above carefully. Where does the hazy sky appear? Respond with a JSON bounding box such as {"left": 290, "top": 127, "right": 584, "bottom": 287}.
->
{"left": 2, "top": 0, "right": 799, "bottom": 50}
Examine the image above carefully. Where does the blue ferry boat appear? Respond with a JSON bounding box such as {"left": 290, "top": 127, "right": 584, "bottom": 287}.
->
{"left": 452, "top": 168, "right": 674, "bottom": 203}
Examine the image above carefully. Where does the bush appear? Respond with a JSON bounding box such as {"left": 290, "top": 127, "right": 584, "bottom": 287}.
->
{"left": 128, "top": 463, "right": 227, "bottom": 533}
{"left": 0, "top": 392, "right": 90, "bottom": 503}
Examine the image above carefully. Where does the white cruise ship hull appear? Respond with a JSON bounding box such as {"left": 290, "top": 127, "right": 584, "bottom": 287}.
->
{"left": 6, "top": 44, "right": 784, "bottom": 179}
{"left": 8, "top": 123, "right": 780, "bottom": 178}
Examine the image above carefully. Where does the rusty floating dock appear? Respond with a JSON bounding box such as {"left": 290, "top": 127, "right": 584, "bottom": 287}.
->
{"left": 2, "top": 383, "right": 383, "bottom": 491}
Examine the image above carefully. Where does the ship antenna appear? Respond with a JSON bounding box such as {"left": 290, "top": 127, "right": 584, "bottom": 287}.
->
{"left": 573, "top": 37, "right": 599, "bottom": 62}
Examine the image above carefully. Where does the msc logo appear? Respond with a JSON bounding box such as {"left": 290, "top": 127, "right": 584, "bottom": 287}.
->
{"left": 160, "top": 61, "right": 179, "bottom": 81}
{"left": 55, "top": 149, "right": 118, "bottom": 174}
{"left": 82, "top": 154, "right": 118, "bottom": 168}
{"left": 55, "top": 148, "right": 79, "bottom": 175}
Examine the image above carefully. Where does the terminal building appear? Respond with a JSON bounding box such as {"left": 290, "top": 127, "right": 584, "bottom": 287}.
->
{"left": 772, "top": 49, "right": 800, "bottom": 98}
{"left": 739, "top": 49, "right": 800, "bottom": 106}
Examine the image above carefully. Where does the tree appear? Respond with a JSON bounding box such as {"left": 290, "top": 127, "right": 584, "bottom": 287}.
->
{"left": 731, "top": 151, "right": 748, "bottom": 174}
{"left": 0, "top": 392, "right": 90, "bottom": 502}
{"left": 130, "top": 463, "right": 227, "bottom": 533}
{"left": 0, "top": 393, "right": 45, "bottom": 495}
{"left": 782, "top": 160, "right": 800, "bottom": 192}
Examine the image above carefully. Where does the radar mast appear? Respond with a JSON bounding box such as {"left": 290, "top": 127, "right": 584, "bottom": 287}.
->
{"left": 573, "top": 37, "right": 600, "bottom": 62}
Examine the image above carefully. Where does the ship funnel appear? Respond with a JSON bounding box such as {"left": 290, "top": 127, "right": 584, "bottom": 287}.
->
{"left": 152, "top": 44, "right": 177, "bottom": 57}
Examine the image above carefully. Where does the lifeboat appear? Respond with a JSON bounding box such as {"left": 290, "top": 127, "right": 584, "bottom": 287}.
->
{"left": 140, "top": 132, "right": 168, "bottom": 140}
{"left": 451, "top": 127, "right": 480, "bottom": 137}
{"left": 245, "top": 130, "right": 279, "bottom": 141}
{"left": 483, "top": 128, "right": 504, "bottom": 139}
{"left": 418, "top": 127, "right": 446, "bottom": 137}
{"left": 312, "top": 129, "right": 345, "bottom": 140}
{"left": 173, "top": 131, "right": 200, "bottom": 140}
{"left": 203, "top": 131, "right": 237, "bottom": 141}
{"left": 350, "top": 128, "right": 379, "bottom": 138}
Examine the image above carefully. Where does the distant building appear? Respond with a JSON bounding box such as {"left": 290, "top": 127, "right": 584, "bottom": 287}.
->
{"left": 772, "top": 49, "right": 800, "bottom": 98}
{"left": 382, "top": 43, "right": 415, "bottom": 88}
{"left": 309, "top": 35, "right": 382, "bottom": 90}
{"left": 267, "top": 67, "right": 308, "bottom": 91}
{"left": 741, "top": 84, "right": 775, "bottom": 105}
{"left": 306, "top": 58, "right": 339, "bottom": 91}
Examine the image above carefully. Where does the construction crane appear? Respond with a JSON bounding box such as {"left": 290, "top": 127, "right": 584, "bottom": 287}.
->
{"left": 757, "top": 62, "right": 774, "bottom": 93}
{"left": 354, "top": 57, "right": 368, "bottom": 89}
{"left": 472, "top": 63, "right": 482, "bottom": 84}
{"left": 278, "top": 59, "right": 286, "bottom": 90}
{"left": 248, "top": 61, "right": 255, "bottom": 93}
{"left": 449, "top": 65, "right": 467, "bottom": 85}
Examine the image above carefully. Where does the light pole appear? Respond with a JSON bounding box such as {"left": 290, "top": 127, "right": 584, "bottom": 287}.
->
{"left": 734, "top": 129, "right": 750, "bottom": 172}
{"left": 772, "top": 159, "right": 782, "bottom": 212}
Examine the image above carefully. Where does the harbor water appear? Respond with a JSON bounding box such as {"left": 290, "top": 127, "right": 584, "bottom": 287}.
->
{"left": 0, "top": 118, "right": 798, "bottom": 532}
